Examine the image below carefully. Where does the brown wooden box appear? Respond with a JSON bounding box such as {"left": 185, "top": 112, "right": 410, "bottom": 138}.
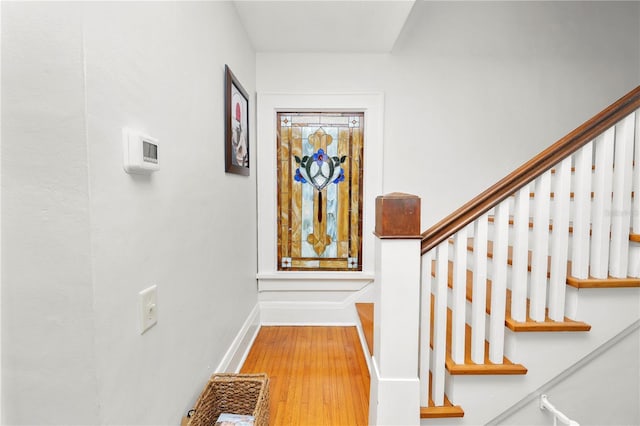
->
{"left": 375, "top": 193, "right": 421, "bottom": 238}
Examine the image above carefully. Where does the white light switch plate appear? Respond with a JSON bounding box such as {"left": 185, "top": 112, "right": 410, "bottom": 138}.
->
{"left": 139, "top": 285, "right": 158, "bottom": 334}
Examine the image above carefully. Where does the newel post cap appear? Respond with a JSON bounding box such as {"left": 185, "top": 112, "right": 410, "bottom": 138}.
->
{"left": 374, "top": 192, "right": 421, "bottom": 238}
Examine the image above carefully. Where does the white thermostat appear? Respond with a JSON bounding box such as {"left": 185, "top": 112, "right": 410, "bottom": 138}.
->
{"left": 123, "top": 128, "right": 159, "bottom": 174}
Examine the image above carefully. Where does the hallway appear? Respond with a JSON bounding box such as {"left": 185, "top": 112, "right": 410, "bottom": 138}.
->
{"left": 240, "top": 326, "right": 370, "bottom": 426}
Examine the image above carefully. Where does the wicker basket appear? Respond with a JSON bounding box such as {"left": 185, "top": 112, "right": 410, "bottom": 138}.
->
{"left": 187, "top": 373, "right": 269, "bottom": 426}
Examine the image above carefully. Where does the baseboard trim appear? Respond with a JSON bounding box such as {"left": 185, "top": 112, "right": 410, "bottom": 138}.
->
{"left": 369, "top": 356, "right": 422, "bottom": 426}
{"left": 259, "top": 300, "right": 359, "bottom": 324}
{"left": 258, "top": 283, "right": 373, "bottom": 325}
{"left": 261, "top": 321, "right": 357, "bottom": 326}
{"left": 354, "top": 318, "right": 374, "bottom": 375}
{"left": 232, "top": 323, "right": 261, "bottom": 374}
{"left": 215, "top": 303, "right": 261, "bottom": 373}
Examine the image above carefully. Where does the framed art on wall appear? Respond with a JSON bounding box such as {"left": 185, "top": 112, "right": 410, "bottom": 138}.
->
{"left": 225, "top": 65, "right": 250, "bottom": 175}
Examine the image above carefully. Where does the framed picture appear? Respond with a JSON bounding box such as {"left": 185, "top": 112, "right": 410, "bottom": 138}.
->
{"left": 225, "top": 65, "right": 250, "bottom": 175}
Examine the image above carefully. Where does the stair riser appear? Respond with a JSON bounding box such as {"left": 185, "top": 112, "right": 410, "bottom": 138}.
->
{"left": 630, "top": 243, "right": 640, "bottom": 278}
{"left": 453, "top": 251, "right": 556, "bottom": 290}
{"left": 445, "top": 287, "right": 491, "bottom": 343}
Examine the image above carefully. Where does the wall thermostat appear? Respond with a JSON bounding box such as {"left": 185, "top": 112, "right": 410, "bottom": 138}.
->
{"left": 123, "top": 128, "right": 159, "bottom": 174}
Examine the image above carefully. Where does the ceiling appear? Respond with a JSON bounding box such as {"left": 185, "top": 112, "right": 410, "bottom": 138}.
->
{"left": 233, "top": 0, "right": 416, "bottom": 53}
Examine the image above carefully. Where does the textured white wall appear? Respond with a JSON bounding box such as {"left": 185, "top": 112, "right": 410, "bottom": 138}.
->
{"left": 1, "top": 3, "right": 101, "bottom": 424}
{"left": 2, "top": 2, "right": 257, "bottom": 424}
{"left": 257, "top": 1, "right": 640, "bottom": 229}
{"left": 83, "top": 2, "right": 257, "bottom": 424}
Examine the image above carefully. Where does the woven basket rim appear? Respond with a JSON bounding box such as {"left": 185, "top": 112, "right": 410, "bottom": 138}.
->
{"left": 188, "top": 373, "right": 270, "bottom": 426}
{"left": 210, "top": 372, "right": 268, "bottom": 381}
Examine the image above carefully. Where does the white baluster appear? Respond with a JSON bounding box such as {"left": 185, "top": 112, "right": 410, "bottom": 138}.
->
{"left": 609, "top": 113, "right": 635, "bottom": 277}
{"left": 489, "top": 201, "right": 509, "bottom": 364}
{"left": 511, "top": 184, "right": 530, "bottom": 322}
{"left": 591, "top": 128, "right": 615, "bottom": 279}
{"left": 530, "top": 171, "right": 551, "bottom": 321}
{"left": 432, "top": 242, "right": 449, "bottom": 406}
{"left": 572, "top": 142, "right": 594, "bottom": 279}
{"left": 452, "top": 228, "right": 468, "bottom": 364}
{"left": 630, "top": 110, "right": 640, "bottom": 278}
{"left": 471, "top": 214, "right": 488, "bottom": 364}
{"left": 634, "top": 110, "right": 640, "bottom": 235}
{"left": 419, "top": 251, "right": 433, "bottom": 407}
{"left": 549, "top": 157, "right": 571, "bottom": 321}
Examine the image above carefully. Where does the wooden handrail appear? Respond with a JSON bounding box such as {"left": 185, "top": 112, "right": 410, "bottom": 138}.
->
{"left": 422, "top": 85, "right": 640, "bottom": 254}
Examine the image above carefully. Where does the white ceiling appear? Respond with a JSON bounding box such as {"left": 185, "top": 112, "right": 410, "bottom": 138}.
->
{"left": 233, "top": 0, "right": 416, "bottom": 53}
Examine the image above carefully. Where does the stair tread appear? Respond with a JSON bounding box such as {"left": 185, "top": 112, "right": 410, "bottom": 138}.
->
{"left": 358, "top": 303, "right": 464, "bottom": 418}
{"left": 549, "top": 162, "right": 635, "bottom": 174}
{"left": 487, "top": 215, "right": 588, "bottom": 234}
{"left": 420, "top": 403, "right": 465, "bottom": 419}
{"left": 429, "top": 296, "right": 528, "bottom": 374}
{"left": 528, "top": 191, "right": 593, "bottom": 199}
{"left": 525, "top": 191, "right": 634, "bottom": 199}
{"left": 461, "top": 238, "right": 535, "bottom": 269}
{"left": 421, "top": 388, "right": 464, "bottom": 418}
{"left": 550, "top": 165, "right": 596, "bottom": 174}
{"left": 487, "top": 216, "right": 636, "bottom": 239}
{"left": 454, "top": 262, "right": 590, "bottom": 331}
{"left": 567, "top": 274, "right": 640, "bottom": 288}
{"left": 355, "top": 303, "right": 374, "bottom": 356}
{"left": 420, "top": 372, "right": 465, "bottom": 418}
{"left": 433, "top": 261, "right": 591, "bottom": 332}
{"left": 452, "top": 238, "right": 640, "bottom": 288}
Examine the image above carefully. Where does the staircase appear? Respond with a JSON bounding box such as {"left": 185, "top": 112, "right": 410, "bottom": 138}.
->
{"left": 362, "top": 86, "right": 640, "bottom": 424}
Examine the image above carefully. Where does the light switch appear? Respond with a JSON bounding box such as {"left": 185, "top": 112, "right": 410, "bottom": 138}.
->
{"left": 139, "top": 285, "right": 158, "bottom": 334}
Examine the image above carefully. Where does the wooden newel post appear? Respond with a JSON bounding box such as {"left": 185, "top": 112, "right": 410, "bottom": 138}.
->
{"left": 369, "top": 193, "right": 422, "bottom": 426}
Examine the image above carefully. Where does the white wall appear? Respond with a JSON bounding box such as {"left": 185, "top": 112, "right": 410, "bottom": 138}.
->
{"left": 84, "top": 2, "right": 257, "bottom": 424}
{"left": 2, "top": 2, "right": 257, "bottom": 425}
{"left": 257, "top": 0, "right": 640, "bottom": 229}
{"left": 493, "top": 325, "right": 640, "bottom": 426}
{"left": 1, "top": 3, "right": 100, "bottom": 424}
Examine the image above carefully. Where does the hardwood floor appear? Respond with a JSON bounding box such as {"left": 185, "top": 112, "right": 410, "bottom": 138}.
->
{"left": 240, "top": 326, "right": 370, "bottom": 426}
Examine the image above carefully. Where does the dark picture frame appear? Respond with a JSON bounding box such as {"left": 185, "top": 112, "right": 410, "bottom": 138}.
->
{"left": 225, "top": 65, "right": 250, "bottom": 175}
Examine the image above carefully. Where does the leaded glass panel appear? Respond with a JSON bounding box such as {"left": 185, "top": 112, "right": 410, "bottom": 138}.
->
{"left": 277, "top": 112, "right": 364, "bottom": 271}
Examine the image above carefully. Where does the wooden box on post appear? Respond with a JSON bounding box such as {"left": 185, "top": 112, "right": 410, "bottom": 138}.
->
{"left": 375, "top": 192, "right": 421, "bottom": 238}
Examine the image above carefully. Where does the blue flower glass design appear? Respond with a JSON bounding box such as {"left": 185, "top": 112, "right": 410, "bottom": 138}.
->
{"left": 313, "top": 148, "right": 327, "bottom": 165}
{"left": 294, "top": 148, "right": 346, "bottom": 192}
{"left": 294, "top": 168, "right": 307, "bottom": 183}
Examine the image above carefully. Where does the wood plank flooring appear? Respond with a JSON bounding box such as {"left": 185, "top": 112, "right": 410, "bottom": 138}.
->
{"left": 240, "top": 326, "right": 370, "bottom": 426}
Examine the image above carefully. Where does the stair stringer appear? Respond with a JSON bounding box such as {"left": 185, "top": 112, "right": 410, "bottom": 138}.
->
{"left": 420, "top": 287, "right": 640, "bottom": 425}
{"left": 488, "top": 321, "right": 639, "bottom": 425}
